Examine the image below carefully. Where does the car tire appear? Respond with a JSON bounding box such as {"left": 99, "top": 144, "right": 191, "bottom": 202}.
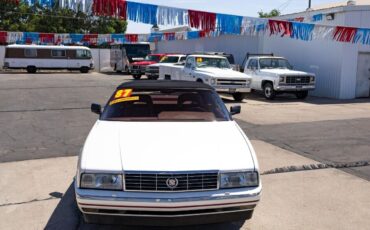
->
{"left": 232, "top": 93, "right": 246, "bottom": 102}
{"left": 296, "top": 91, "right": 308, "bottom": 99}
{"left": 263, "top": 82, "right": 276, "bottom": 100}
{"left": 26, "top": 66, "right": 37, "bottom": 73}
{"left": 80, "top": 67, "right": 89, "bottom": 73}
{"left": 133, "top": 75, "right": 141, "bottom": 80}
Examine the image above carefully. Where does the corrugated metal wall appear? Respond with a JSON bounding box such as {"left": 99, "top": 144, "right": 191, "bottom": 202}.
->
{"left": 156, "top": 35, "right": 260, "bottom": 66}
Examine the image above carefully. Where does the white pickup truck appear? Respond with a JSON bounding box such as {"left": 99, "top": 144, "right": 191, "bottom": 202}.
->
{"left": 159, "top": 54, "right": 252, "bottom": 101}
{"left": 145, "top": 54, "right": 187, "bottom": 80}
{"left": 244, "top": 55, "right": 316, "bottom": 100}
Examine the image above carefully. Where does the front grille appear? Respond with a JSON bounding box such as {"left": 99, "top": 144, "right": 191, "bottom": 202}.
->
{"left": 285, "top": 76, "right": 310, "bottom": 84}
{"left": 124, "top": 172, "right": 219, "bottom": 192}
{"left": 217, "top": 79, "right": 247, "bottom": 86}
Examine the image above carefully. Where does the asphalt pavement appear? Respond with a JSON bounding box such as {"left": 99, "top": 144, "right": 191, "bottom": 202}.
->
{"left": 1, "top": 72, "right": 369, "bottom": 181}
{"left": 1, "top": 72, "right": 370, "bottom": 230}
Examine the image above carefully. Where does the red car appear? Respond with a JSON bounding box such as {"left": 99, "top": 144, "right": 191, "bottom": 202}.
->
{"left": 130, "top": 54, "right": 167, "bottom": 80}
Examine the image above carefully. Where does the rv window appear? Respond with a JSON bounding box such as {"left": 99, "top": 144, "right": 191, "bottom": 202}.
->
{"left": 51, "top": 50, "right": 66, "bottom": 57}
{"left": 24, "top": 49, "right": 37, "bottom": 57}
{"left": 76, "top": 50, "right": 91, "bottom": 59}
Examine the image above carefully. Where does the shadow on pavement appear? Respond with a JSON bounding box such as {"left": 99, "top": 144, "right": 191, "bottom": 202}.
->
{"left": 45, "top": 182, "right": 244, "bottom": 230}
{"left": 247, "top": 91, "right": 370, "bottom": 105}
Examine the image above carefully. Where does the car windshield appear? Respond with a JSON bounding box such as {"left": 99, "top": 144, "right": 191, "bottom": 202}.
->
{"left": 101, "top": 89, "right": 231, "bottom": 122}
{"left": 144, "top": 55, "right": 161, "bottom": 62}
{"left": 195, "top": 57, "right": 231, "bottom": 69}
{"left": 160, "top": 56, "right": 180, "bottom": 63}
{"left": 259, "top": 58, "right": 292, "bottom": 69}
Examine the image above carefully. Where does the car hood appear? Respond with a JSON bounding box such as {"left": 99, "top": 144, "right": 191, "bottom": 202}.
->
{"left": 260, "top": 69, "right": 314, "bottom": 76}
{"left": 148, "top": 63, "right": 177, "bottom": 67}
{"left": 81, "top": 120, "right": 256, "bottom": 172}
{"left": 197, "top": 67, "right": 251, "bottom": 80}
{"left": 131, "top": 61, "right": 157, "bottom": 66}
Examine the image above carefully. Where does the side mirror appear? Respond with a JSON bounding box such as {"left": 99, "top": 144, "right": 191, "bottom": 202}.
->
{"left": 91, "top": 103, "right": 102, "bottom": 115}
{"left": 230, "top": 105, "right": 241, "bottom": 116}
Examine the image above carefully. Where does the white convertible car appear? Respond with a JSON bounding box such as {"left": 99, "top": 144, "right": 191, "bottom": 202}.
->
{"left": 75, "top": 80, "right": 261, "bottom": 226}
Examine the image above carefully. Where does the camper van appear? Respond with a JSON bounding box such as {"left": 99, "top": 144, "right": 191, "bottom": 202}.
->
{"left": 110, "top": 43, "right": 151, "bottom": 73}
{"left": 3, "top": 44, "right": 94, "bottom": 73}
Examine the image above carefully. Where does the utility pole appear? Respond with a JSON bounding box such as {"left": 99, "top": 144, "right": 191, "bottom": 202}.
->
{"left": 308, "top": 0, "right": 312, "bottom": 9}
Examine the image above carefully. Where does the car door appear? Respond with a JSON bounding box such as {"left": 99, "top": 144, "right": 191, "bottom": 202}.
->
{"left": 183, "top": 57, "right": 195, "bottom": 81}
{"left": 246, "top": 59, "right": 260, "bottom": 89}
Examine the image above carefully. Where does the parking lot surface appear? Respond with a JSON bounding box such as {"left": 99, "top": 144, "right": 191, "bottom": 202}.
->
{"left": 0, "top": 72, "right": 370, "bottom": 229}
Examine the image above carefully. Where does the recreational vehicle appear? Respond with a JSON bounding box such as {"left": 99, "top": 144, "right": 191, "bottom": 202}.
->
{"left": 3, "top": 44, "right": 94, "bottom": 73}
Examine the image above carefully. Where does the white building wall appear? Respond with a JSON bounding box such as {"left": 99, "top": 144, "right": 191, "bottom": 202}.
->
{"left": 156, "top": 35, "right": 260, "bottom": 66}
{"left": 0, "top": 46, "right": 5, "bottom": 70}
{"left": 91, "top": 48, "right": 112, "bottom": 72}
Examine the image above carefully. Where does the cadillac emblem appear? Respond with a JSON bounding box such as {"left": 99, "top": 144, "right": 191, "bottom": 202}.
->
{"left": 166, "top": 178, "right": 179, "bottom": 189}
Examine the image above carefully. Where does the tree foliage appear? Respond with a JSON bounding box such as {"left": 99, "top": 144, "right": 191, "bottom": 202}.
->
{"left": 0, "top": 2, "right": 127, "bottom": 33}
{"left": 258, "top": 9, "right": 281, "bottom": 18}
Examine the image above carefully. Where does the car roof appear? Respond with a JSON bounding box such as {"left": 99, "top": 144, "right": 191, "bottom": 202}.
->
{"left": 117, "top": 80, "right": 214, "bottom": 90}
{"left": 6, "top": 44, "right": 91, "bottom": 50}
{"left": 188, "top": 54, "right": 226, "bottom": 59}
{"left": 253, "top": 56, "right": 285, "bottom": 59}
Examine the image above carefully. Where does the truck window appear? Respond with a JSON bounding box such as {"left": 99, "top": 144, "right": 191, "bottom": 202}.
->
{"left": 247, "top": 59, "right": 258, "bottom": 70}
{"left": 180, "top": 56, "right": 186, "bottom": 62}
{"left": 51, "top": 50, "right": 66, "bottom": 57}
{"left": 76, "top": 49, "right": 92, "bottom": 59}
{"left": 259, "top": 58, "right": 292, "bottom": 69}
{"left": 185, "top": 58, "right": 194, "bottom": 68}
{"left": 24, "top": 49, "right": 37, "bottom": 58}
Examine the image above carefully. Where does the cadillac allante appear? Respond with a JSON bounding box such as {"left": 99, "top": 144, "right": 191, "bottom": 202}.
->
{"left": 75, "top": 80, "right": 261, "bottom": 226}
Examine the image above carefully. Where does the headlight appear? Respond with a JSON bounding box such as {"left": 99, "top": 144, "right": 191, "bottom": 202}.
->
{"left": 220, "top": 171, "right": 259, "bottom": 189}
{"left": 210, "top": 78, "right": 217, "bottom": 85}
{"left": 279, "top": 76, "right": 285, "bottom": 83}
{"left": 246, "top": 79, "right": 251, "bottom": 86}
{"left": 81, "top": 173, "right": 123, "bottom": 190}
{"left": 310, "top": 76, "right": 315, "bottom": 82}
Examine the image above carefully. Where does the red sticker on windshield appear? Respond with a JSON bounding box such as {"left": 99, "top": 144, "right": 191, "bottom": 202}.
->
{"left": 114, "top": 89, "right": 133, "bottom": 99}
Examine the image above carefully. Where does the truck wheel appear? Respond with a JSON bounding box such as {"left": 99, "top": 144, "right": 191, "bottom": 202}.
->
{"left": 133, "top": 75, "right": 141, "bottom": 80}
{"left": 296, "top": 91, "right": 308, "bottom": 99}
{"left": 263, "top": 83, "right": 276, "bottom": 100}
{"left": 26, "top": 66, "right": 37, "bottom": 73}
{"left": 80, "top": 67, "right": 89, "bottom": 73}
{"left": 232, "top": 93, "right": 246, "bottom": 102}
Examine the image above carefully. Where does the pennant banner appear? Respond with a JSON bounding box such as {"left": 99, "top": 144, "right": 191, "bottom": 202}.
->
{"left": 1, "top": 0, "right": 370, "bottom": 46}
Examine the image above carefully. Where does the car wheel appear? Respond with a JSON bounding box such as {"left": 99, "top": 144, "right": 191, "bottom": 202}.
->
{"left": 26, "top": 66, "right": 37, "bottom": 73}
{"left": 263, "top": 83, "right": 276, "bottom": 100}
{"left": 232, "top": 93, "right": 246, "bottom": 102}
{"left": 133, "top": 75, "right": 141, "bottom": 80}
{"left": 296, "top": 91, "right": 308, "bottom": 99}
{"left": 80, "top": 67, "right": 89, "bottom": 73}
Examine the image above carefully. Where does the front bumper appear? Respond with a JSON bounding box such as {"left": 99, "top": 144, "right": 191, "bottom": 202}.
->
{"left": 130, "top": 67, "right": 145, "bottom": 75}
{"left": 75, "top": 180, "right": 260, "bottom": 225}
{"left": 145, "top": 71, "right": 159, "bottom": 77}
{"left": 276, "top": 85, "right": 315, "bottom": 91}
{"left": 215, "top": 86, "right": 251, "bottom": 93}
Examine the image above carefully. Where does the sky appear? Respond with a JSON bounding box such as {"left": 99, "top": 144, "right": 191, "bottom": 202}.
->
{"left": 126, "top": 0, "right": 341, "bottom": 33}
